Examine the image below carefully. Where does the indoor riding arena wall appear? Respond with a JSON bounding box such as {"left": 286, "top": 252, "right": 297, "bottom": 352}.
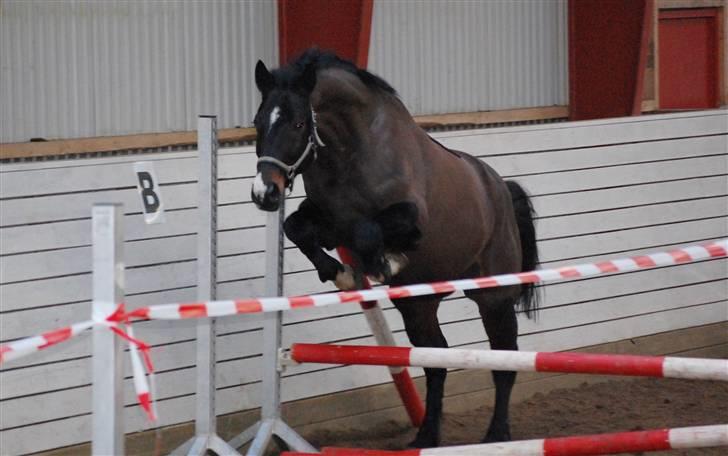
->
{"left": 0, "top": 110, "right": 726, "bottom": 454}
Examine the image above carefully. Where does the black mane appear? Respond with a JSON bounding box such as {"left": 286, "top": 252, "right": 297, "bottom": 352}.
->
{"left": 273, "top": 48, "right": 397, "bottom": 96}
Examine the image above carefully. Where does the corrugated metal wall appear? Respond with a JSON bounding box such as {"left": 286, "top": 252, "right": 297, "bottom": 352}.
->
{"left": 2, "top": 0, "right": 568, "bottom": 143}
{"left": 367, "top": 0, "right": 568, "bottom": 115}
{"left": 0, "top": 0, "right": 277, "bottom": 143}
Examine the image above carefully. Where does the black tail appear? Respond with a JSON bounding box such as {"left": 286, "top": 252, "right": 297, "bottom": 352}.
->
{"left": 506, "top": 180, "right": 540, "bottom": 318}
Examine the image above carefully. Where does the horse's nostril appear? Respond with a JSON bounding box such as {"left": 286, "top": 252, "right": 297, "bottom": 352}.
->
{"left": 265, "top": 183, "right": 280, "bottom": 202}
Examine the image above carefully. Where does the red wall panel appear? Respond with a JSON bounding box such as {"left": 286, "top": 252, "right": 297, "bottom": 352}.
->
{"left": 278, "top": 0, "right": 373, "bottom": 66}
{"left": 568, "top": 0, "right": 654, "bottom": 120}
{"left": 658, "top": 9, "right": 720, "bottom": 109}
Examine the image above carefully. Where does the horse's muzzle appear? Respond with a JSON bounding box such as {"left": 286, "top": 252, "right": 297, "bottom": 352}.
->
{"left": 251, "top": 179, "right": 281, "bottom": 211}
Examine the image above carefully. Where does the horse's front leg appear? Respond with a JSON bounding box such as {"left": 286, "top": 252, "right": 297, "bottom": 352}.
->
{"left": 352, "top": 201, "right": 421, "bottom": 284}
{"left": 283, "top": 199, "right": 358, "bottom": 290}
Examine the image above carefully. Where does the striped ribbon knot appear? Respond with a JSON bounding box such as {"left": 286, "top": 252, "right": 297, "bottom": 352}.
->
{"left": 95, "top": 304, "right": 157, "bottom": 422}
{"left": 0, "top": 303, "right": 157, "bottom": 423}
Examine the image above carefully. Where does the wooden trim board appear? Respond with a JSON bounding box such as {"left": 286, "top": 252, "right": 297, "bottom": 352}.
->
{"left": 0, "top": 106, "right": 568, "bottom": 161}
{"left": 0, "top": 128, "right": 257, "bottom": 161}
{"left": 658, "top": 0, "right": 725, "bottom": 9}
{"left": 36, "top": 322, "right": 728, "bottom": 456}
{"left": 413, "top": 106, "right": 569, "bottom": 129}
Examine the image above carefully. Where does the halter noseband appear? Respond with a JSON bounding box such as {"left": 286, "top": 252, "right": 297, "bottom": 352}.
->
{"left": 256, "top": 106, "right": 325, "bottom": 188}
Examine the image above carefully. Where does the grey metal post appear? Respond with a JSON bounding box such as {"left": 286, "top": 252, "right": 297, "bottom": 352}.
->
{"left": 229, "top": 201, "right": 317, "bottom": 454}
{"left": 262, "top": 206, "right": 285, "bottom": 419}
{"left": 244, "top": 207, "right": 285, "bottom": 455}
{"left": 174, "top": 116, "right": 239, "bottom": 455}
{"left": 91, "top": 203, "right": 125, "bottom": 455}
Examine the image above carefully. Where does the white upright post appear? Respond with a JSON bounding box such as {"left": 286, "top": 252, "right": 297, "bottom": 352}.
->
{"left": 243, "top": 206, "right": 286, "bottom": 455}
{"left": 263, "top": 205, "right": 285, "bottom": 420}
{"left": 91, "top": 203, "right": 125, "bottom": 455}
{"left": 228, "top": 201, "right": 316, "bottom": 454}
{"left": 174, "top": 116, "right": 240, "bottom": 455}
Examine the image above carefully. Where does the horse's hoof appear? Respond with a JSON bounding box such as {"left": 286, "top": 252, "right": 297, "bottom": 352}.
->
{"left": 407, "top": 430, "right": 439, "bottom": 448}
{"left": 482, "top": 429, "right": 511, "bottom": 443}
{"left": 334, "top": 264, "right": 358, "bottom": 290}
{"left": 317, "top": 254, "right": 344, "bottom": 283}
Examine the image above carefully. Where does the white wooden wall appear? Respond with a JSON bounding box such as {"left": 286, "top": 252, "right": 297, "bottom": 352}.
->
{"left": 1, "top": 110, "right": 726, "bottom": 454}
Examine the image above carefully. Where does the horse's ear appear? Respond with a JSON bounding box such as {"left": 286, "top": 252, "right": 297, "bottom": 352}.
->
{"left": 255, "top": 60, "right": 275, "bottom": 94}
{"left": 300, "top": 62, "right": 317, "bottom": 94}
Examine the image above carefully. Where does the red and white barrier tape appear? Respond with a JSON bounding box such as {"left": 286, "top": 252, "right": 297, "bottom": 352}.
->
{"left": 2, "top": 240, "right": 725, "bottom": 425}
{"left": 0, "top": 304, "right": 157, "bottom": 421}
{"left": 295, "top": 424, "right": 728, "bottom": 455}
{"left": 288, "top": 344, "right": 728, "bottom": 381}
{"left": 125, "top": 240, "right": 728, "bottom": 321}
{"left": 0, "top": 320, "right": 95, "bottom": 364}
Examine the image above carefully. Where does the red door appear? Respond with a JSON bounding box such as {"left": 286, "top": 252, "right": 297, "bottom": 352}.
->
{"left": 658, "top": 9, "right": 720, "bottom": 109}
{"left": 278, "top": 0, "right": 373, "bottom": 66}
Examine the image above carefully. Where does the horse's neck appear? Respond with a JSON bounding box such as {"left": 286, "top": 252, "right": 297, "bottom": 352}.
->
{"left": 306, "top": 71, "right": 425, "bottom": 214}
{"left": 314, "top": 94, "right": 409, "bottom": 170}
{"left": 303, "top": 101, "right": 421, "bottom": 221}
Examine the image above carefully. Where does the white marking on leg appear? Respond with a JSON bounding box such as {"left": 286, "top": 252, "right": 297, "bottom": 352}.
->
{"left": 252, "top": 173, "right": 268, "bottom": 200}
{"left": 368, "top": 253, "right": 409, "bottom": 284}
{"left": 386, "top": 252, "right": 408, "bottom": 276}
{"left": 268, "top": 106, "right": 280, "bottom": 132}
{"left": 334, "top": 264, "right": 357, "bottom": 291}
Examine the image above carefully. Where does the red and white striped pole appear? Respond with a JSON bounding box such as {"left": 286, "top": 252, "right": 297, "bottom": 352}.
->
{"left": 279, "top": 424, "right": 728, "bottom": 456}
{"left": 289, "top": 344, "right": 728, "bottom": 381}
{"left": 125, "top": 240, "right": 728, "bottom": 321}
{"left": 336, "top": 247, "right": 425, "bottom": 427}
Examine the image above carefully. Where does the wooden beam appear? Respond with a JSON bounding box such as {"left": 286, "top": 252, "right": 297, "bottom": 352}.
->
{"left": 0, "top": 106, "right": 568, "bottom": 161}
{"left": 0, "top": 128, "right": 257, "bottom": 160}
{"left": 658, "top": 0, "right": 724, "bottom": 9}
{"left": 413, "top": 106, "right": 568, "bottom": 129}
{"left": 634, "top": 0, "right": 656, "bottom": 115}
{"left": 642, "top": 99, "right": 659, "bottom": 112}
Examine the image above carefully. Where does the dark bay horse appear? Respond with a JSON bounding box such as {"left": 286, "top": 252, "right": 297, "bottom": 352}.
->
{"left": 251, "top": 49, "right": 539, "bottom": 448}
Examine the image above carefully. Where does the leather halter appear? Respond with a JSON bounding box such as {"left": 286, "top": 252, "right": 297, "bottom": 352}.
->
{"left": 256, "top": 106, "right": 325, "bottom": 189}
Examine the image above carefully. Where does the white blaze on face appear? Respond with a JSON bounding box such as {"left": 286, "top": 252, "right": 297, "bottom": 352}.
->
{"left": 253, "top": 173, "right": 268, "bottom": 200}
{"left": 268, "top": 106, "right": 280, "bottom": 132}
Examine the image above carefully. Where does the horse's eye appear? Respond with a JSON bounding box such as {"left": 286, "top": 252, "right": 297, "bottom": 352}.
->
{"left": 295, "top": 121, "right": 305, "bottom": 129}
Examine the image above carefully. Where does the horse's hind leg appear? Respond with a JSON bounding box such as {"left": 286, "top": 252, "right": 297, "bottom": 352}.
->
{"left": 393, "top": 295, "right": 448, "bottom": 448}
{"left": 466, "top": 289, "right": 519, "bottom": 443}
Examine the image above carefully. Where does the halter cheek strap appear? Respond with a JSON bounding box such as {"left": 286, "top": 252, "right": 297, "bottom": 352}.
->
{"left": 257, "top": 106, "right": 326, "bottom": 187}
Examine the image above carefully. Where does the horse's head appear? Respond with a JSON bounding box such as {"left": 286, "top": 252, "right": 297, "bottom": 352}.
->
{"left": 251, "top": 60, "right": 324, "bottom": 211}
